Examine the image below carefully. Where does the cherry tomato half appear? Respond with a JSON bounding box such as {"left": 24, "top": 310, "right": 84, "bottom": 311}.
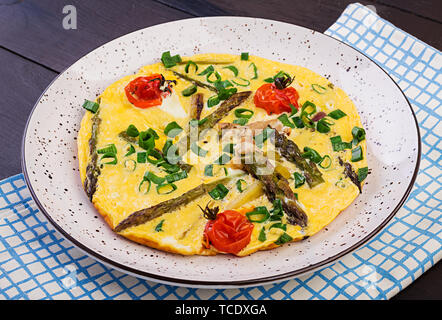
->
{"left": 124, "top": 74, "right": 170, "bottom": 109}
{"left": 204, "top": 210, "right": 254, "bottom": 254}
{"left": 254, "top": 83, "right": 300, "bottom": 115}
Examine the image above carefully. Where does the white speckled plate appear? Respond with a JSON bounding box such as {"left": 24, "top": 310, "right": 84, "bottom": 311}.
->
{"left": 22, "top": 17, "right": 420, "bottom": 288}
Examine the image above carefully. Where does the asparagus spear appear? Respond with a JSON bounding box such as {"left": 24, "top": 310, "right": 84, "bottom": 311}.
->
{"left": 240, "top": 153, "right": 308, "bottom": 227}
{"left": 118, "top": 131, "right": 193, "bottom": 173}
{"left": 272, "top": 128, "right": 324, "bottom": 188}
{"left": 175, "top": 91, "right": 252, "bottom": 156}
{"left": 338, "top": 157, "right": 362, "bottom": 193}
{"left": 83, "top": 112, "right": 101, "bottom": 201}
{"left": 114, "top": 179, "right": 229, "bottom": 232}
{"left": 190, "top": 93, "right": 204, "bottom": 120}
{"left": 172, "top": 71, "right": 218, "bottom": 92}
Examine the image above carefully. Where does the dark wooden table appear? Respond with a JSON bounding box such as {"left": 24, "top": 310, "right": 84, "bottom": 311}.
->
{"left": 0, "top": 0, "right": 440, "bottom": 299}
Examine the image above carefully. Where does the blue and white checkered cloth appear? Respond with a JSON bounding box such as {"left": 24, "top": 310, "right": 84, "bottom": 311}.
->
{"left": 0, "top": 3, "right": 440, "bottom": 299}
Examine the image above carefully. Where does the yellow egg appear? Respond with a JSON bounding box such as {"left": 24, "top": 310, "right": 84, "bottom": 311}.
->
{"left": 77, "top": 53, "right": 367, "bottom": 256}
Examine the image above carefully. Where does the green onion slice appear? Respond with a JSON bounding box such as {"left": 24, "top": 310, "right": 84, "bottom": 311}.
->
{"left": 292, "top": 116, "right": 305, "bottom": 129}
{"left": 139, "top": 129, "right": 158, "bottom": 151}
{"left": 165, "top": 171, "right": 187, "bottom": 183}
{"left": 207, "top": 95, "right": 220, "bottom": 108}
{"left": 82, "top": 99, "right": 99, "bottom": 113}
{"left": 233, "top": 118, "right": 249, "bottom": 125}
{"left": 258, "top": 227, "right": 267, "bottom": 242}
{"left": 156, "top": 183, "right": 177, "bottom": 195}
{"left": 301, "top": 101, "right": 317, "bottom": 115}
{"left": 100, "top": 152, "right": 117, "bottom": 165}
{"left": 316, "top": 118, "right": 333, "bottom": 133}
{"left": 269, "top": 222, "right": 287, "bottom": 231}
{"left": 208, "top": 184, "right": 229, "bottom": 200}
{"left": 274, "top": 233, "right": 293, "bottom": 245}
{"left": 97, "top": 144, "right": 117, "bottom": 155}
{"left": 223, "top": 65, "right": 239, "bottom": 77}
{"left": 302, "top": 147, "right": 323, "bottom": 163}
{"left": 182, "top": 85, "right": 197, "bottom": 97}
{"left": 351, "top": 126, "right": 366, "bottom": 144}
{"left": 232, "top": 78, "right": 250, "bottom": 87}
{"left": 146, "top": 149, "right": 164, "bottom": 165}
{"left": 155, "top": 220, "right": 165, "bottom": 232}
{"left": 328, "top": 109, "right": 347, "bottom": 120}
{"left": 245, "top": 206, "right": 270, "bottom": 223}
{"left": 198, "top": 65, "right": 214, "bottom": 76}
{"left": 206, "top": 71, "right": 222, "bottom": 83}
{"left": 358, "top": 167, "right": 369, "bottom": 182}
{"left": 234, "top": 108, "right": 254, "bottom": 119}
{"left": 351, "top": 146, "right": 363, "bottom": 162}
{"left": 164, "top": 121, "right": 183, "bottom": 138}
{"left": 190, "top": 142, "right": 208, "bottom": 157}
{"left": 144, "top": 171, "right": 166, "bottom": 185}
{"left": 319, "top": 155, "right": 332, "bottom": 169}
{"left": 330, "top": 136, "right": 352, "bottom": 152}
{"left": 126, "top": 124, "right": 139, "bottom": 137}
{"left": 138, "top": 178, "right": 151, "bottom": 194}
{"left": 161, "top": 51, "right": 181, "bottom": 68}
{"left": 137, "top": 152, "right": 147, "bottom": 163}
{"left": 294, "top": 172, "right": 305, "bottom": 188}
{"left": 277, "top": 114, "right": 295, "bottom": 128}
{"left": 124, "top": 159, "right": 137, "bottom": 171}
{"left": 249, "top": 62, "right": 258, "bottom": 80}
{"left": 124, "top": 144, "right": 135, "bottom": 157}
{"left": 241, "top": 52, "right": 249, "bottom": 60}
{"left": 270, "top": 199, "right": 284, "bottom": 221}
{"left": 311, "top": 84, "right": 327, "bottom": 94}
{"left": 185, "top": 60, "right": 198, "bottom": 73}
{"left": 236, "top": 179, "right": 247, "bottom": 193}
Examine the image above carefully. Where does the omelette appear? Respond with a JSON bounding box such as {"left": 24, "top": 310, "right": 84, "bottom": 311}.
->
{"left": 77, "top": 52, "right": 368, "bottom": 256}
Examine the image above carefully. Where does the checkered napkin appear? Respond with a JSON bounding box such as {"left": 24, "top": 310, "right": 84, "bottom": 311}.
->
{"left": 1, "top": 3, "right": 440, "bottom": 300}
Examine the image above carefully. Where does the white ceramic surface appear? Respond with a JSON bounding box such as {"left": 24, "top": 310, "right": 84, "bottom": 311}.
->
{"left": 22, "top": 17, "right": 420, "bottom": 288}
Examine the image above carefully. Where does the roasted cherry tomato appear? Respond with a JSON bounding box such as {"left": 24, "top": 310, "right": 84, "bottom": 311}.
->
{"left": 124, "top": 74, "right": 170, "bottom": 109}
{"left": 254, "top": 83, "right": 300, "bottom": 115}
{"left": 204, "top": 210, "right": 254, "bottom": 254}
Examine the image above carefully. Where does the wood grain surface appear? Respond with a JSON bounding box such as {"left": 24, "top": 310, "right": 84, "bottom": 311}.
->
{"left": 0, "top": 0, "right": 440, "bottom": 299}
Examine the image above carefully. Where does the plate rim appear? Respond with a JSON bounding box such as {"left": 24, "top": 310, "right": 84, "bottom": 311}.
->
{"left": 21, "top": 16, "right": 422, "bottom": 288}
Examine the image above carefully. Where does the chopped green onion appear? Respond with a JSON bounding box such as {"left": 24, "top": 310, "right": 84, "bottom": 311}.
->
{"left": 161, "top": 51, "right": 181, "bottom": 68}
{"left": 301, "top": 101, "right": 317, "bottom": 115}
{"left": 254, "top": 127, "right": 274, "bottom": 148}
{"left": 289, "top": 104, "right": 298, "bottom": 116}
{"left": 358, "top": 167, "right": 369, "bottom": 182}
{"left": 185, "top": 60, "right": 198, "bottom": 73}
{"left": 100, "top": 152, "right": 117, "bottom": 165}
{"left": 207, "top": 95, "right": 220, "bottom": 108}
{"left": 82, "top": 99, "right": 99, "bottom": 113}
{"left": 278, "top": 114, "right": 295, "bottom": 128}
{"left": 204, "top": 164, "right": 214, "bottom": 176}
{"left": 234, "top": 108, "right": 254, "bottom": 119}
{"left": 124, "top": 144, "right": 135, "bottom": 157}
{"left": 124, "top": 159, "right": 137, "bottom": 171}
{"left": 138, "top": 178, "right": 151, "bottom": 194}
{"left": 156, "top": 183, "right": 177, "bottom": 195}
{"left": 182, "top": 85, "right": 197, "bottom": 97}
{"left": 155, "top": 220, "right": 165, "bottom": 232}
{"left": 146, "top": 149, "right": 164, "bottom": 165}
{"left": 206, "top": 71, "right": 221, "bottom": 83}
{"left": 249, "top": 62, "right": 258, "bottom": 80}
{"left": 223, "top": 65, "right": 239, "bottom": 77}
{"left": 317, "top": 118, "right": 333, "bottom": 133}
{"left": 328, "top": 109, "right": 347, "bottom": 120}
{"left": 292, "top": 116, "right": 305, "bottom": 128}
{"left": 97, "top": 144, "right": 117, "bottom": 154}
{"left": 137, "top": 152, "right": 147, "bottom": 163}
{"left": 319, "top": 155, "right": 332, "bottom": 169}
{"left": 302, "top": 147, "right": 323, "bottom": 163}
{"left": 270, "top": 199, "right": 284, "bottom": 221}
{"left": 233, "top": 118, "right": 249, "bottom": 125}
{"left": 208, "top": 184, "right": 229, "bottom": 200}
{"left": 352, "top": 126, "right": 366, "bottom": 144}
{"left": 294, "top": 172, "right": 305, "bottom": 188}
{"left": 223, "top": 143, "right": 235, "bottom": 154}
{"left": 165, "top": 171, "right": 187, "bottom": 183}
{"left": 311, "top": 84, "right": 327, "bottom": 94}
{"left": 160, "top": 162, "right": 180, "bottom": 174}
{"left": 164, "top": 121, "right": 183, "bottom": 138}
{"left": 269, "top": 222, "right": 287, "bottom": 231}
{"left": 190, "top": 142, "right": 208, "bottom": 157}
{"left": 144, "top": 171, "right": 166, "bottom": 185}
{"left": 214, "top": 153, "right": 231, "bottom": 165}
{"left": 126, "top": 124, "right": 139, "bottom": 137}
{"left": 232, "top": 78, "right": 250, "bottom": 87}
{"left": 351, "top": 146, "right": 363, "bottom": 162}
{"left": 241, "top": 52, "right": 249, "bottom": 60}
{"left": 330, "top": 136, "right": 352, "bottom": 152}
{"left": 197, "top": 65, "right": 214, "bottom": 76}
{"left": 264, "top": 77, "right": 274, "bottom": 83}
{"left": 274, "top": 233, "right": 293, "bottom": 245}
{"left": 236, "top": 179, "right": 247, "bottom": 193}
{"left": 246, "top": 206, "right": 270, "bottom": 223}
{"left": 139, "top": 129, "right": 158, "bottom": 151}
{"left": 258, "top": 227, "right": 267, "bottom": 242}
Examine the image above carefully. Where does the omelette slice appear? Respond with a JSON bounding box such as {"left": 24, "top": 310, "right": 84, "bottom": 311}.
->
{"left": 77, "top": 52, "right": 368, "bottom": 256}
